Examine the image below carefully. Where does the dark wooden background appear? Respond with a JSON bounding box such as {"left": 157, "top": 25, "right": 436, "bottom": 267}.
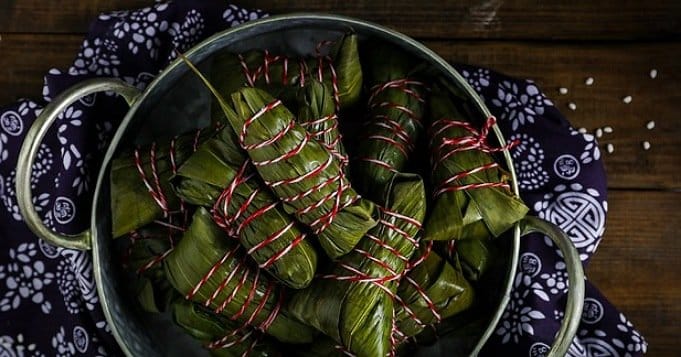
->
{"left": 1, "top": 1, "right": 679, "bottom": 355}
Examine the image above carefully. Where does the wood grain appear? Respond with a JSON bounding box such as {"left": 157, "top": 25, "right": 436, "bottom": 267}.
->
{"left": 0, "top": 34, "right": 82, "bottom": 104}
{"left": 588, "top": 190, "right": 681, "bottom": 356}
{"left": 2, "top": 34, "right": 679, "bottom": 190}
{"left": 427, "top": 41, "right": 681, "bottom": 190}
{"left": 1, "top": 0, "right": 680, "bottom": 41}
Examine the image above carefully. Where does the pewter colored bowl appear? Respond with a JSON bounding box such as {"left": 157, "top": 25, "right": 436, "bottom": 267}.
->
{"left": 17, "top": 14, "right": 583, "bottom": 357}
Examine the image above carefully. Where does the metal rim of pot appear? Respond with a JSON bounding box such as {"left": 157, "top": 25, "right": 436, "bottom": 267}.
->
{"left": 16, "top": 13, "right": 584, "bottom": 357}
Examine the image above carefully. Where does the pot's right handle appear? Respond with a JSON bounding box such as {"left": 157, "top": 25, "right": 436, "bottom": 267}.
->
{"left": 16, "top": 78, "right": 142, "bottom": 251}
{"left": 519, "top": 216, "right": 585, "bottom": 357}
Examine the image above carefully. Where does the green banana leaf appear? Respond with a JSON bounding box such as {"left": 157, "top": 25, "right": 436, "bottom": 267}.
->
{"left": 110, "top": 131, "right": 206, "bottom": 238}
{"left": 288, "top": 173, "right": 426, "bottom": 357}
{"left": 209, "top": 84, "right": 376, "bottom": 259}
{"left": 164, "top": 207, "right": 316, "bottom": 344}
{"left": 209, "top": 33, "right": 362, "bottom": 124}
{"left": 394, "top": 249, "right": 474, "bottom": 340}
{"left": 172, "top": 128, "right": 318, "bottom": 289}
{"left": 452, "top": 238, "right": 497, "bottom": 282}
{"left": 172, "top": 299, "right": 279, "bottom": 357}
{"left": 424, "top": 87, "right": 528, "bottom": 241}
{"left": 297, "top": 79, "right": 346, "bottom": 164}
{"left": 124, "top": 224, "right": 180, "bottom": 313}
{"left": 353, "top": 42, "right": 428, "bottom": 199}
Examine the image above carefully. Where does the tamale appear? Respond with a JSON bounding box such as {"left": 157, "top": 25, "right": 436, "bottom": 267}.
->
{"left": 124, "top": 223, "right": 180, "bottom": 313}
{"left": 210, "top": 33, "right": 362, "bottom": 119}
{"left": 424, "top": 87, "right": 528, "bottom": 241}
{"left": 288, "top": 173, "right": 426, "bottom": 357}
{"left": 394, "top": 249, "right": 474, "bottom": 341}
{"left": 297, "top": 79, "right": 347, "bottom": 165}
{"left": 210, "top": 84, "right": 376, "bottom": 259}
{"left": 353, "top": 43, "right": 428, "bottom": 199}
{"left": 172, "top": 128, "right": 318, "bottom": 289}
{"left": 164, "top": 207, "right": 316, "bottom": 344}
{"left": 110, "top": 130, "right": 205, "bottom": 238}
{"left": 172, "top": 299, "right": 278, "bottom": 357}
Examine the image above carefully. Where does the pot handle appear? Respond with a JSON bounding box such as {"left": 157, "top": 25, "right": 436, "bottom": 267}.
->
{"left": 16, "top": 78, "right": 142, "bottom": 251}
{"left": 519, "top": 216, "right": 585, "bottom": 357}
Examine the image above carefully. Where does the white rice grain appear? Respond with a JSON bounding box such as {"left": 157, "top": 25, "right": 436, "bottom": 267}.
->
{"left": 606, "top": 143, "right": 614, "bottom": 154}
{"left": 642, "top": 141, "right": 651, "bottom": 150}
{"left": 646, "top": 120, "right": 655, "bottom": 130}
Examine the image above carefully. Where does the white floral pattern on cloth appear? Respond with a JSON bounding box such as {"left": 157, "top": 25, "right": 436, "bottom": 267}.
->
{"left": 491, "top": 80, "right": 554, "bottom": 131}
{"left": 0, "top": 333, "right": 46, "bottom": 357}
{"left": 0, "top": 243, "right": 54, "bottom": 314}
{"left": 0, "top": 4, "right": 646, "bottom": 357}
{"left": 110, "top": 3, "right": 170, "bottom": 59}
{"left": 509, "top": 133, "right": 550, "bottom": 190}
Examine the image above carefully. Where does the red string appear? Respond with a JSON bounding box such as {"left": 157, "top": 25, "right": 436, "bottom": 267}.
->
{"left": 299, "top": 113, "right": 347, "bottom": 165}
{"left": 211, "top": 161, "right": 307, "bottom": 269}
{"left": 186, "top": 245, "right": 284, "bottom": 336}
{"left": 239, "top": 100, "right": 354, "bottom": 237}
{"left": 358, "top": 79, "right": 427, "bottom": 172}
{"left": 237, "top": 43, "right": 341, "bottom": 110}
{"left": 430, "top": 116, "right": 518, "bottom": 198}
{"left": 129, "top": 130, "right": 203, "bottom": 275}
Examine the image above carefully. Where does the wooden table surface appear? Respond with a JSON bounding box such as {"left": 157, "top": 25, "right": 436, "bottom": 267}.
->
{"left": 1, "top": 1, "right": 679, "bottom": 355}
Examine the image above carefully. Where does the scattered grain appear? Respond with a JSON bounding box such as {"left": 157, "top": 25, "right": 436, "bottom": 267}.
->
{"left": 642, "top": 141, "right": 651, "bottom": 150}
{"left": 622, "top": 96, "right": 632, "bottom": 104}
{"left": 649, "top": 69, "right": 658, "bottom": 79}
{"left": 646, "top": 120, "right": 655, "bottom": 130}
{"left": 568, "top": 102, "right": 577, "bottom": 111}
{"left": 559, "top": 87, "right": 568, "bottom": 95}
{"left": 585, "top": 77, "right": 594, "bottom": 86}
{"left": 606, "top": 143, "right": 614, "bottom": 153}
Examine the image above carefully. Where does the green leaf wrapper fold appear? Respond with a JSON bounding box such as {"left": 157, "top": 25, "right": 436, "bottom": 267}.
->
{"left": 110, "top": 132, "right": 206, "bottom": 238}
{"left": 124, "top": 224, "right": 179, "bottom": 313}
{"left": 353, "top": 43, "right": 428, "bottom": 199}
{"left": 172, "top": 128, "right": 318, "bottom": 289}
{"left": 288, "top": 173, "right": 426, "bottom": 357}
{"left": 297, "top": 80, "right": 347, "bottom": 164}
{"left": 395, "top": 250, "right": 474, "bottom": 339}
{"left": 209, "top": 33, "right": 362, "bottom": 125}
{"left": 218, "top": 87, "right": 376, "bottom": 259}
{"left": 172, "top": 299, "right": 278, "bottom": 357}
{"left": 424, "top": 88, "right": 528, "bottom": 241}
{"left": 164, "top": 208, "right": 316, "bottom": 344}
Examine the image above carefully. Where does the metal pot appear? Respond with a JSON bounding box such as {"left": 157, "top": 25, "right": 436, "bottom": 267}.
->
{"left": 16, "top": 14, "right": 584, "bottom": 357}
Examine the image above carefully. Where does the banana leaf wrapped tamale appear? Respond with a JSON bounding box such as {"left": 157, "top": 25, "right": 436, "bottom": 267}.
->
{"left": 172, "top": 300, "right": 279, "bottom": 357}
{"left": 210, "top": 33, "right": 362, "bottom": 118}
{"left": 110, "top": 130, "right": 205, "bottom": 238}
{"left": 124, "top": 223, "right": 181, "bottom": 313}
{"left": 172, "top": 128, "right": 318, "bottom": 289}
{"left": 164, "top": 207, "right": 316, "bottom": 344}
{"left": 205, "top": 83, "right": 376, "bottom": 259}
{"left": 353, "top": 43, "right": 428, "bottom": 199}
{"left": 424, "top": 87, "right": 528, "bottom": 241}
{"left": 297, "top": 80, "right": 347, "bottom": 165}
{"left": 393, "top": 249, "right": 474, "bottom": 341}
{"left": 288, "top": 173, "right": 426, "bottom": 357}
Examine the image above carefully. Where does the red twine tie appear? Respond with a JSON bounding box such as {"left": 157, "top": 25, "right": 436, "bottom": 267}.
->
{"left": 431, "top": 116, "right": 518, "bottom": 198}
{"left": 211, "top": 161, "right": 307, "bottom": 269}
{"left": 237, "top": 42, "right": 341, "bottom": 110}
{"left": 239, "top": 100, "right": 354, "bottom": 237}
{"left": 358, "top": 79, "right": 427, "bottom": 172}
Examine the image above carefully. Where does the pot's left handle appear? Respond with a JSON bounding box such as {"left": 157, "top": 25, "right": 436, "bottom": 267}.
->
{"left": 16, "top": 78, "right": 142, "bottom": 250}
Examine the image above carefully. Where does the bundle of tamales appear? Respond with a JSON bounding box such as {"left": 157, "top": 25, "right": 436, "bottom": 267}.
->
{"left": 108, "top": 35, "right": 530, "bottom": 356}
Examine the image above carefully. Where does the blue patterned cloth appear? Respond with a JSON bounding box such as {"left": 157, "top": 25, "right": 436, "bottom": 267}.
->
{"left": 0, "top": 1, "right": 646, "bottom": 356}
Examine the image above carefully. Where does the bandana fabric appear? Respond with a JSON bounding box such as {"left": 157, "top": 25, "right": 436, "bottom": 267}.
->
{"left": 0, "top": 1, "right": 646, "bottom": 356}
